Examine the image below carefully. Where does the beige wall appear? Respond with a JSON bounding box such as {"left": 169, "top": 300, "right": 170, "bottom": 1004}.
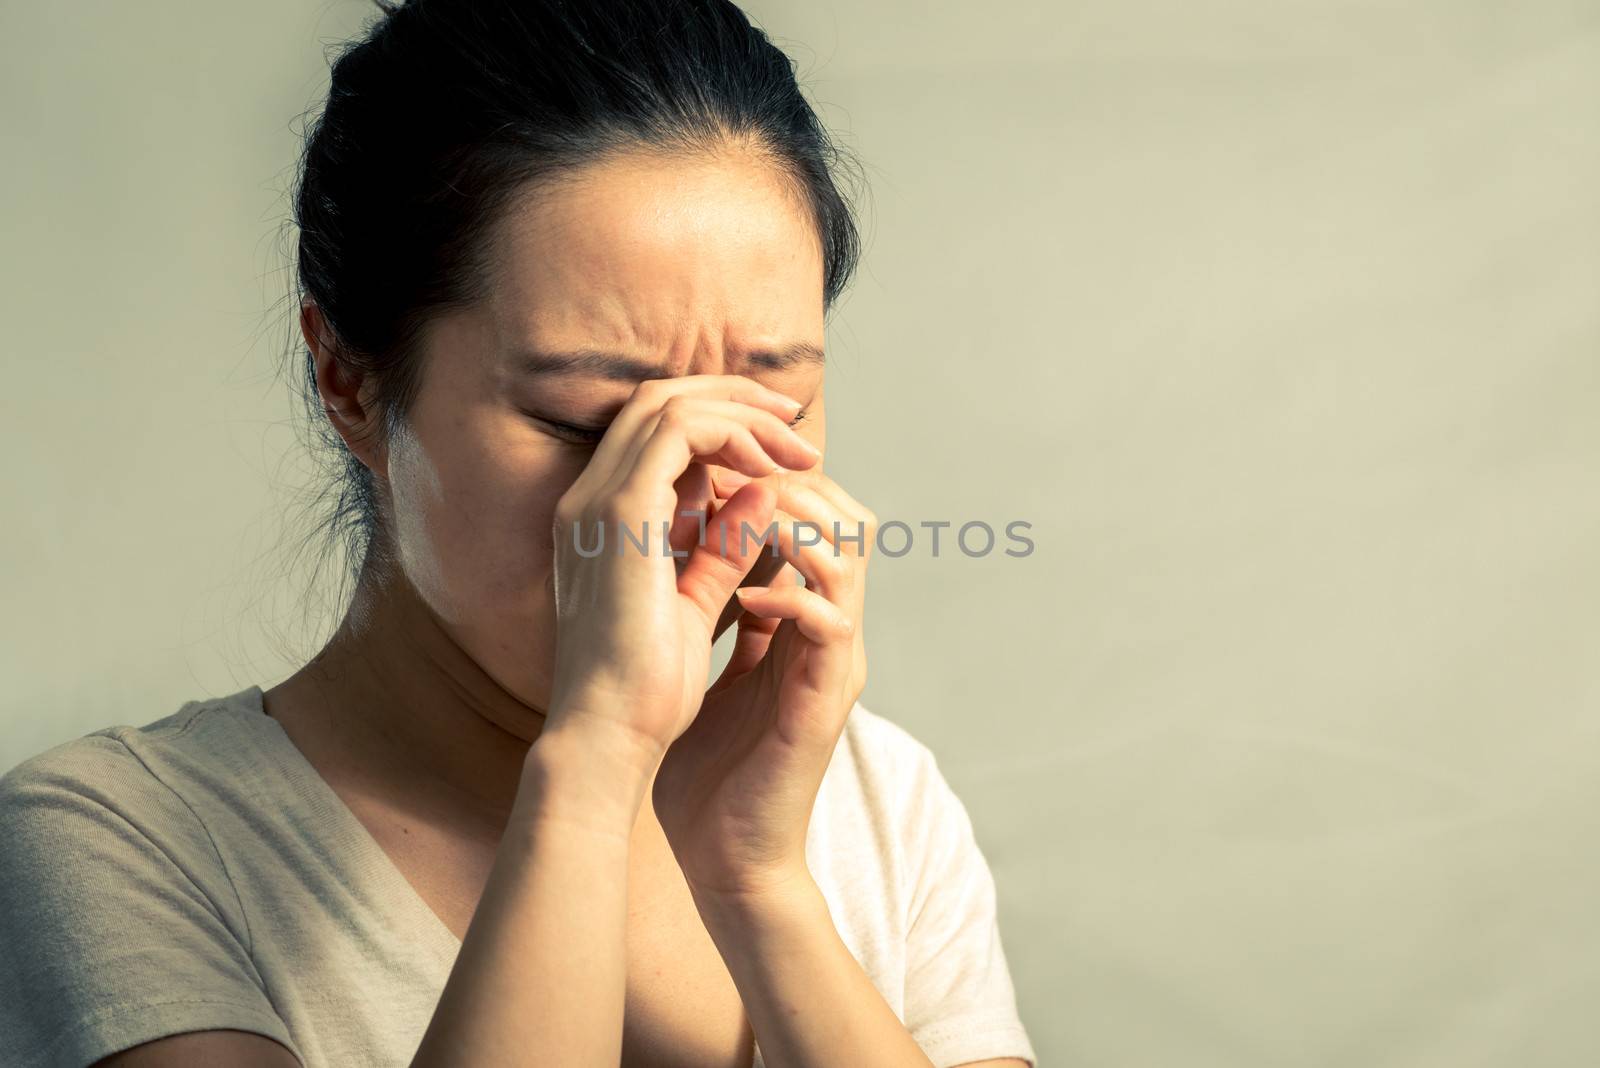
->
{"left": 4, "top": 1, "right": 1597, "bottom": 1064}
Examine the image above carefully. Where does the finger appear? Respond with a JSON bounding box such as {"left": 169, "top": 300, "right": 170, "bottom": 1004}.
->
{"left": 789, "top": 475, "right": 877, "bottom": 561}
{"left": 770, "top": 475, "right": 874, "bottom": 562}
{"left": 711, "top": 547, "right": 795, "bottom": 644}
{"left": 766, "top": 481, "right": 871, "bottom": 703}
{"left": 772, "top": 560, "right": 806, "bottom": 589}
{"left": 712, "top": 600, "right": 783, "bottom": 689}
{"left": 731, "top": 584, "right": 854, "bottom": 694}
{"left": 667, "top": 461, "right": 715, "bottom": 573}
{"left": 766, "top": 504, "right": 856, "bottom": 607}
{"left": 732, "top": 584, "right": 851, "bottom": 653}
{"left": 605, "top": 400, "right": 820, "bottom": 510}
{"left": 708, "top": 464, "right": 756, "bottom": 503}
{"left": 578, "top": 376, "right": 804, "bottom": 497}
{"left": 756, "top": 566, "right": 807, "bottom": 669}
{"left": 623, "top": 397, "right": 820, "bottom": 479}
{"left": 676, "top": 480, "right": 779, "bottom": 632}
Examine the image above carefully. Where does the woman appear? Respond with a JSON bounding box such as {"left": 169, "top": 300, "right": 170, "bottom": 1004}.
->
{"left": 0, "top": 1, "right": 1036, "bottom": 1066}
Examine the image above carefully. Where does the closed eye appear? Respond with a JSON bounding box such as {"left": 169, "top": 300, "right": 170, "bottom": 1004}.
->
{"left": 526, "top": 407, "right": 809, "bottom": 447}
{"left": 528, "top": 415, "right": 607, "bottom": 446}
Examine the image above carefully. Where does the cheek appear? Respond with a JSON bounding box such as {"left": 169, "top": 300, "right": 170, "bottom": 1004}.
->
{"left": 798, "top": 413, "right": 825, "bottom": 455}
{"left": 387, "top": 426, "right": 584, "bottom": 619}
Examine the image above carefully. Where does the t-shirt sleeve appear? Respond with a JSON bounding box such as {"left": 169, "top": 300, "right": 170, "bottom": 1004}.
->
{"left": 900, "top": 741, "right": 1038, "bottom": 1067}
{"left": 0, "top": 735, "right": 301, "bottom": 1068}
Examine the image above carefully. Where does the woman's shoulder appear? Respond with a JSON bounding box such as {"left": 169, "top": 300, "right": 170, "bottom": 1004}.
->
{"left": 0, "top": 689, "right": 272, "bottom": 937}
{"left": 0, "top": 688, "right": 271, "bottom": 890}
{"left": 0, "top": 690, "right": 256, "bottom": 809}
{"left": 821, "top": 700, "right": 1004, "bottom": 888}
{"left": 0, "top": 691, "right": 298, "bottom": 1068}
{"left": 833, "top": 699, "right": 942, "bottom": 789}
{"left": 819, "top": 699, "right": 965, "bottom": 856}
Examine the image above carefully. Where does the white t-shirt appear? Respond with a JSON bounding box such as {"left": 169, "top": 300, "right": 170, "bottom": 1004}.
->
{"left": 0, "top": 685, "right": 1036, "bottom": 1067}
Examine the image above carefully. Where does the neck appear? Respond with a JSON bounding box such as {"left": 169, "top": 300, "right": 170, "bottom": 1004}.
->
{"left": 271, "top": 559, "right": 549, "bottom": 825}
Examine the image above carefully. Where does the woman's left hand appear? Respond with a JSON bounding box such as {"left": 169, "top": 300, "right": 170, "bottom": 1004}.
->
{"left": 651, "top": 467, "right": 874, "bottom": 904}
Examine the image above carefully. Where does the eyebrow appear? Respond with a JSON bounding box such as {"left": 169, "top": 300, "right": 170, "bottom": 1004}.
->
{"left": 511, "top": 341, "right": 825, "bottom": 381}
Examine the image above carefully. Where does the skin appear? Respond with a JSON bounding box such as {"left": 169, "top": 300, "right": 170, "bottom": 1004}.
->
{"left": 94, "top": 147, "right": 1025, "bottom": 1067}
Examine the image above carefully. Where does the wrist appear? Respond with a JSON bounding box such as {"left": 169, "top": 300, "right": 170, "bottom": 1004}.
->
{"left": 687, "top": 863, "right": 826, "bottom": 935}
{"left": 514, "top": 719, "right": 659, "bottom": 839}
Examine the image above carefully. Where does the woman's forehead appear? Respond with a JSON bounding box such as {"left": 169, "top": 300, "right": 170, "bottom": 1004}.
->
{"left": 486, "top": 152, "right": 826, "bottom": 346}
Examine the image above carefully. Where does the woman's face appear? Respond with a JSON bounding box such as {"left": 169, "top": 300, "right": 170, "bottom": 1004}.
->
{"left": 360, "top": 149, "right": 827, "bottom": 710}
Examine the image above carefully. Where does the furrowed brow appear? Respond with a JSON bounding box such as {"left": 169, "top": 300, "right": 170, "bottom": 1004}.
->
{"left": 510, "top": 341, "right": 825, "bottom": 380}
{"left": 511, "top": 348, "right": 664, "bottom": 382}
{"left": 744, "top": 341, "right": 826, "bottom": 371}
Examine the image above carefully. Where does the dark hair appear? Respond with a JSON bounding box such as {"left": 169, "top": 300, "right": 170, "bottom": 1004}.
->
{"left": 279, "top": 0, "right": 864, "bottom": 618}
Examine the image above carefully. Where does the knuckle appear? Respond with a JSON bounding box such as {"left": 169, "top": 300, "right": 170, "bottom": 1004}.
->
{"left": 552, "top": 493, "right": 584, "bottom": 528}
{"left": 595, "top": 493, "right": 639, "bottom": 525}
{"left": 655, "top": 400, "right": 694, "bottom": 433}
{"left": 818, "top": 549, "right": 853, "bottom": 586}
{"left": 633, "top": 378, "right": 670, "bottom": 405}
{"left": 740, "top": 427, "right": 768, "bottom": 457}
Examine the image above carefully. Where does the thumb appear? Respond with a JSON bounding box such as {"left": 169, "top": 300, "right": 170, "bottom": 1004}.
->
{"left": 709, "top": 562, "right": 802, "bottom": 691}
{"left": 675, "top": 479, "right": 780, "bottom": 632}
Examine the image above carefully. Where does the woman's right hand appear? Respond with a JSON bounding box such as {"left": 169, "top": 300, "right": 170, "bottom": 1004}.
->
{"left": 540, "top": 374, "right": 822, "bottom": 780}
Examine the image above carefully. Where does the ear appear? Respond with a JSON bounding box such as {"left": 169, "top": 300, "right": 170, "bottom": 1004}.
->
{"left": 300, "top": 299, "right": 388, "bottom": 478}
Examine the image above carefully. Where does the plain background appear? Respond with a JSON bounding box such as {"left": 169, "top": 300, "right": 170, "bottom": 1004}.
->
{"left": 3, "top": 1, "right": 1597, "bottom": 1065}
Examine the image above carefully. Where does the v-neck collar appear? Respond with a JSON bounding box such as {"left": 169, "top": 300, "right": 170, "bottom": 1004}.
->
{"left": 218, "top": 683, "right": 765, "bottom": 1068}
{"left": 225, "top": 684, "right": 463, "bottom": 961}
